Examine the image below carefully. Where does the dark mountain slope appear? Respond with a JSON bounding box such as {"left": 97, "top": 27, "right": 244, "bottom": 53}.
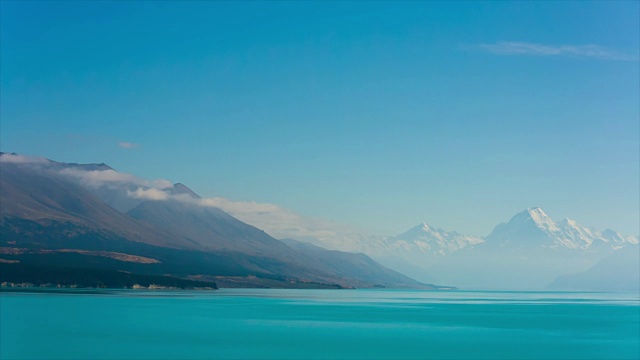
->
{"left": 281, "top": 238, "right": 426, "bottom": 288}
{"left": 127, "top": 199, "right": 294, "bottom": 255}
{"left": 125, "top": 200, "right": 426, "bottom": 287}
{"left": 0, "top": 163, "right": 180, "bottom": 249}
{"left": 1, "top": 158, "right": 432, "bottom": 289}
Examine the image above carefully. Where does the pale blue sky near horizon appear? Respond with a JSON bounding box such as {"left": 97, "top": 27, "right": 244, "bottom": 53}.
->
{"left": 1, "top": 1, "right": 639, "bottom": 236}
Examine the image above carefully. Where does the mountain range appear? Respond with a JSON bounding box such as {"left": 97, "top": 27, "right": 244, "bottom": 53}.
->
{"left": 307, "top": 207, "right": 638, "bottom": 290}
{"left": 2, "top": 152, "right": 637, "bottom": 291}
{"left": 0, "top": 153, "right": 428, "bottom": 289}
{"left": 485, "top": 207, "right": 637, "bottom": 251}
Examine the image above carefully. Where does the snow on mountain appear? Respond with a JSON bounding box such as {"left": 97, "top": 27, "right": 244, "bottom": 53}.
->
{"left": 485, "top": 207, "right": 638, "bottom": 251}
{"left": 600, "top": 228, "right": 639, "bottom": 247}
{"left": 329, "top": 207, "right": 636, "bottom": 265}
{"left": 391, "top": 223, "right": 484, "bottom": 256}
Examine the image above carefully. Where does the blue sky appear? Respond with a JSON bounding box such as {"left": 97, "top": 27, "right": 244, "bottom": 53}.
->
{"left": 2, "top": 1, "right": 638, "bottom": 236}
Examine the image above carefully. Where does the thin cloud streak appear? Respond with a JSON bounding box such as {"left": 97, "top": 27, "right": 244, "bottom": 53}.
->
{"left": 118, "top": 142, "right": 139, "bottom": 149}
{"left": 199, "top": 196, "right": 358, "bottom": 242}
{"left": 127, "top": 187, "right": 171, "bottom": 201}
{"left": 475, "top": 41, "right": 638, "bottom": 61}
{"left": 59, "top": 168, "right": 173, "bottom": 190}
{"left": 0, "top": 153, "right": 50, "bottom": 164}
{"left": 120, "top": 182, "right": 367, "bottom": 245}
{"left": 3, "top": 158, "right": 380, "bottom": 251}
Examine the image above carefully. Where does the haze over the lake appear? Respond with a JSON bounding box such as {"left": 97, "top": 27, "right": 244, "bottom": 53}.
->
{"left": 1, "top": 1, "right": 638, "bottom": 239}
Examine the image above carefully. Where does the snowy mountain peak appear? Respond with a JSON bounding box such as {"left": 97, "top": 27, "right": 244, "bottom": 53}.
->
{"left": 392, "top": 222, "right": 483, "bottom": 256}
{"left": 396, "top": 223, "right": 435, "bottom": 239}
{"left": 526, "top": 207, "right": 552, "bottom": 221}
{"left": 511, "top": 207, "right": 559, "bottom": 232}
{"left": 486, "top": 208, "right": 637, "bottom": 251}
{"left": 415, "top": 222, "right": 431, "bottom": 232}
{"left": 169, "top": 183, "right": 201, "bottom": 199}
{"left": 601, "top": 229, "right": 639, "bottom": 245}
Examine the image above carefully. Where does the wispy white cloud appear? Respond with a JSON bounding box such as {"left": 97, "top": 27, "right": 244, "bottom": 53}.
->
{"left": 54, "top": 163, "right": 367, "bottom": 249}
{"left": 0, "top": 153, "right": 50, "bottom": 165}
{"left": 475, "top": 41, "right": 637, "bottom": 61}
{"left": 60, "top": 168, "right": 138, "bottom": 186}
{"left": 198, "top": 197, "right": 352, "bottom": 241}
{"left": 127, "top": 187, "right": 171, "bottom": 201}
{"left": 118, "top": 142, "right": 139, "bottom": 149}
{"left": 5, "top": 154, "right": 351, "bottom": 243}
{"left": 118, "top": 183, "right": 365, "bottom": 246}
{"left": 59, "top": 168, "right": 173, "bottom": 190}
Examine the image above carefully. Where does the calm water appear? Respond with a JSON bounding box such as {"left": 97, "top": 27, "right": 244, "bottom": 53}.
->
{"left": 1, "top": 289, "right": 639, "bottom": 359}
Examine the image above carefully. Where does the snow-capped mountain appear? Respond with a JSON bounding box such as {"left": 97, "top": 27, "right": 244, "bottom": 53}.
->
{"left": 485, "top": 207, "right": 638, "bottom": 251}
{"left": 341, "top": 223, "right": 484, "bottom": 284}
{"left": 338, "top": 208, "right": 639, "bottom": 289}
{"left": 347, "top": 223, "right": 483, "bottom": 261}
{"left": 391, "top": 223, "right": 484, "bottom": 256}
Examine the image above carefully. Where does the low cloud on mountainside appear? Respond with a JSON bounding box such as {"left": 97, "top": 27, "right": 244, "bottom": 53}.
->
{"left": 0, "top": 153, "right": 50, "bottom": 165}
{"left": 128, "top": 188, "right": 361, "bottom": 244}
{"left": 63, "top": 164, "right": 363, "bottom": 243}
{"left": 199, "top": 197, "right": 361, "bottom": 243}
{"left": 60, "top": 168, "right": 173, "bottom": 190}
{"left": 0, "top": 153, "right": 360, "bottom": 245}
{"left": 127, "top": 187, "right": 172, "bottom": 201}
{"left": 3, "top": 153, "right": 639, "bottom": 290}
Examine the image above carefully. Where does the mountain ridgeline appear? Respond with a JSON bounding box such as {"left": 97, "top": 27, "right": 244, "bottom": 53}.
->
{"left": 1, "top": 153, "right": 637, "bottom": 291}
{"left": 0, "top": 153, "right": 430, "bottom": 289}
{"left": 327, "top": 207, "right": 638, "bottom": 291}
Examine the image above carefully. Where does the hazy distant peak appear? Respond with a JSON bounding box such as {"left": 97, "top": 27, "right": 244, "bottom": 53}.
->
{"left": 392, "top": 222, "right": 483, "bottom": 256}
{"left": 408, "top": 222, "right": 432, "bottom": 233}
{"left": 170, "top": 183, "right": 201, "bottom": 199}
{"left": 601, "top": 228, "right": 621, "bottom": 238}
{"left": 511, "top": 207, "right": 559, "bottom": 232}
{"left": 397, "top": 222, "right": 436, "bottom": 238}
{"left": 523, "top": 207, "right": 550, "bottom": 220}
{"left": 486, "top": 207, "right": 638, "bottom": 250}
{"left": 601, "top": 228, "right": 639, "bottom": 245}
{"left": 61, "top": 162, "right": 114, "bottom": 172}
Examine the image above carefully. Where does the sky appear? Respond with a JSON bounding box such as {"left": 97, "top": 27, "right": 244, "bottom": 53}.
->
{"left": 1, "top": 1, "right": 639, "bottom": 237}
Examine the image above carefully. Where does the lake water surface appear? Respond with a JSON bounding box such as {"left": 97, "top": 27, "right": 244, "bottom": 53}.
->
{"left": 1, "top": 289, "right": 639, "bottom": 359}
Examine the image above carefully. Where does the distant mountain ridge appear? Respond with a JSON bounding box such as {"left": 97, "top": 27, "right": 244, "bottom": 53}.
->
{"left": 301, "top": 207, "right": 638, "bottom": 290}
{"left": 393, "top": 222, "right": 484, "bottom": 255}
{"left": 485, "top": 207, "right": 637, "bottom": 251}
{"left": 548, "top": 244, "right": 640, "bottom": 291}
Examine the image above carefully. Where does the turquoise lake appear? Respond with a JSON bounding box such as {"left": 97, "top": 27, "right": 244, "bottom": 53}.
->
{"left": 1, "top": 289, "right": 639, "bottom": 359}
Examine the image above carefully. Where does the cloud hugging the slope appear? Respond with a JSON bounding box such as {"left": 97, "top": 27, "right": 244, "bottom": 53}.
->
{"left": 55, "top": 164, "right": 366, "bottom": 245}
{"left": 0, "top": 153, "right": 50, "bottom": 165}
{"left": 128, "top": 187, "right": 361, "bottom": 244}
{"left": 199, "top": 197, "right": 360, "bottom": 243}
{"left": 474, "top": 41, "right": 637, "bottom": 61}
{"left": 0, "top": 154, "right": 370, "bottom": 249}
{"left": 59, "top": 168, "right": 173, "bottom": 190}
{"left": 127, "top": 187, "right": 171, "bottom": 201}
